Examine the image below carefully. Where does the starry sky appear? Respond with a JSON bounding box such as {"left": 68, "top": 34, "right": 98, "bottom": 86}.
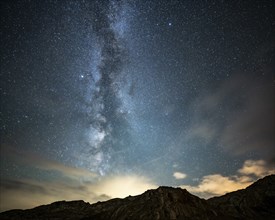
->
{"left": 0, "top": 0, "right": 274, "bottom": 211}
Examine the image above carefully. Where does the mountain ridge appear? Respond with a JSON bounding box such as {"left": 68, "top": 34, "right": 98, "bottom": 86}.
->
{"left": 1, "top": 175, "right": 274, "bottom": 220}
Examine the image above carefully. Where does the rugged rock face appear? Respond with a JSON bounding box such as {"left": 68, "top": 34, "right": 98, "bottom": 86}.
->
{"left": 1, "top": 175, "right": 274, "bottom": 220}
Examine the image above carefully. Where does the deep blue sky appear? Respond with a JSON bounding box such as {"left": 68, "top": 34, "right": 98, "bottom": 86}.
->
{"left": 0, "top": 0, "right": 274, "bottom": 211}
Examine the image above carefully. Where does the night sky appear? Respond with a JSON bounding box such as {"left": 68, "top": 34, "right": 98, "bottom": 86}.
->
{"left": 0, "top": 0, "right": 274, "bottom": 211}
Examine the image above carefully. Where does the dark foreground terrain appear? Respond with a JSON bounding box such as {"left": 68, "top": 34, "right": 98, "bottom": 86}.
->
{"left": 1, "top": 175, "right": 274, "bottom": 220}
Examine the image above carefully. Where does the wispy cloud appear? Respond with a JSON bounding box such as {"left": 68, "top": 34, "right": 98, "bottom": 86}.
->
{"left": 1, "top": 145, "right": 97, "bottom": 180}
{"left": 186, "top": 72, "right": 274, "bottom": 159}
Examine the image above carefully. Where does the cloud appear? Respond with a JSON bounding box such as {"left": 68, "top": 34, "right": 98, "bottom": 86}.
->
{"left": 1, "top": 145, "right": 97, "bottom": 180}
{"left": 185, "top": 123, "right": 217, "bottom": 143}
{"left": 218, "top": 74, "right": 274, "bottom": 158}
{"left": 0, "top": 178, "right": 109, "bottom": 212}
{"left": 219, "top": 80, "right": 274, "bottom": 156}
{"left": 182, "top": 174, "right": 251, "bottom": 198}
{"left": 92, "top": 175, "right": 157, "bottom": 199}
{"left": 187, "top": 72, "right": 274, "bottom": 158}
{"left": 0, "top": 175, "right": 156, "bottom": 212}
{"left": 173, "top": 172, "right": 187, "bottom": 179}
{"left": 180, "top": 159, "right": 275, "bottom": 198}
{"left": 238, "top": 159, "right": 275, "bottom": 177}
{"left": 0, "top": 146, "right": 157, "bottom": 212}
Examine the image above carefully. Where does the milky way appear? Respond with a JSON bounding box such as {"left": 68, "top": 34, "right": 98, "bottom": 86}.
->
{"left": 0, "top": 0, "right": 274, "bottom": 211}
{"left": 78, "top": 1, "right": 130, "bottom": 175}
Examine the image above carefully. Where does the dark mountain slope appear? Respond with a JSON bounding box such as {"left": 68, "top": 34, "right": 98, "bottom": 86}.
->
{"left": 83, "top": 187, "right": 219, "bottom": 220}
{"left": 208, "top": 174, "right": 275, "bottom": 220}
{"left": 1, "top": 175, "right": 274, "bottom": 220}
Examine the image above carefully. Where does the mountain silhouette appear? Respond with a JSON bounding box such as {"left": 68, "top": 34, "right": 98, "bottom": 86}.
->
{"left": 1, "top": 175, "right": 274, "bottom": 220}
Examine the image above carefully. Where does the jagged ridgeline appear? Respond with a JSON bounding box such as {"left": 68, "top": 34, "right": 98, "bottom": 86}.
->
{"left": 1, "top": 175, "right": 274, "bottom": 220}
